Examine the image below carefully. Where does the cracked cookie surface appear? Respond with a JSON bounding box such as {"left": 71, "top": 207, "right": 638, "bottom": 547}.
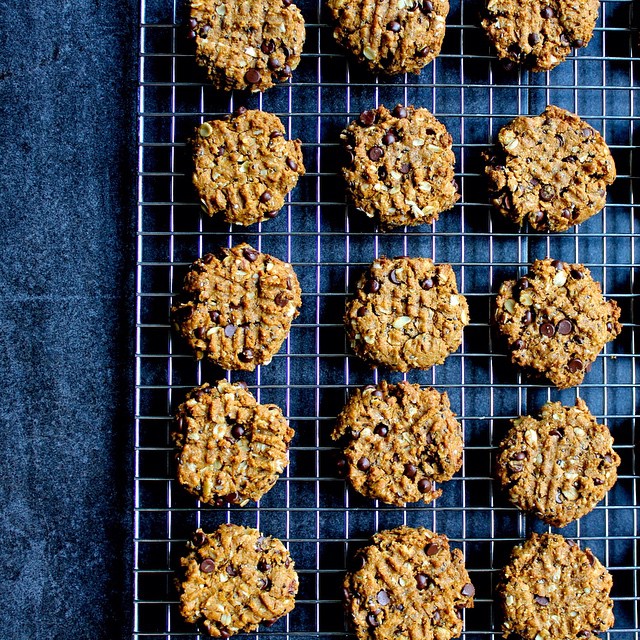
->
{"left": 333, "top": 381, "right": 463, "bottom": 506}
{"left": 178, "top": 524, "right": 298, "bottom": 637}
{"left": 188, "top": 0, "right": 305, "bottom": 92}
{"left": 327, "top": 0, "right": 449, "bottom": 75}
{"left": 345, "top": 256, "right": 469, "bottom": 372}
{"left": 344, "top": 526, "right": 474, "bottom": 640}
{"left": 173, "top": 381, "right": 294, "bottom": 506}
{"left": 193, "top": 109, "right": 305, "bottom": 226}
{"left": 498, "top": 533, "right": 614, "bottom": 640}
{"left": 484, "top": 106, "right": 615, "bottom": 232}
{"left": 481, "top": 0, "right": 600, "bottom": 72}
{"left": 494, "top": 258, "right": 621, "bottom": 389}
{"left": 496, "top": 398, "right": 620, "bottom": 527}
{"left": 171, "top": 243, "right": 302, "bottom": 371}
{"left": 340, "top": 105, "right": 459, "bottom": 229}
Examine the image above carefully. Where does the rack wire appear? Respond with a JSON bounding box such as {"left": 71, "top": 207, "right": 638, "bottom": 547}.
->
{"left": 135, "top": 0, "right": 640, "bottom": 637}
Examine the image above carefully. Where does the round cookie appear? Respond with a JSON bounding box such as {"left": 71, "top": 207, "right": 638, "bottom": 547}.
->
{"left": 496, "top": 398, "right": 620, "bottom": 527}
{"left": 187, "top": 0, "right": 305, "bottom": 92}
{"left": 193, "top": 109, "right": 305, "bottom": 226}
{"left": 481, "top": 0, "right": 600, "bottom": 72}
{"left": 332, "top": 381, "right": 463, "bottom": 506}
{"left": 483, "top": 105, "right": 616, "bottom": 232}
{"left": 327, "top": 0, "right": 449, "bottom": 75}
{"left": 344, "top": 526, "right": 474, "bottom": 640}
{"left": 173, "top": 381, "right": 294, "bottom": 506}
{"left": 171, "top": 243, "right": 302, "bottom": 371}
{"left": 345, "top": 256, "right": 469, "bottom": 372}
{"left": 498, "top": 533, "right": 614, "bottom": 640}
{"left": 340, "top": 105, "right": 459, "bottom": 229}
{"left": 494, "top": 258, "right": 621, "bottom": 389}
{"left": 178, "top": 524, "right": 298, "bottom": 637}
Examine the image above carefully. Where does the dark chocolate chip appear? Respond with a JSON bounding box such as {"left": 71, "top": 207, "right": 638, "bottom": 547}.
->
{"left": 195, "top": 326, "right": 207, "bottom": 340}
{"left": 425, "top": 542, "right": 440, "bottom": 556}
{"left": 258, "top": 559, "right": 271, "bottom": 572}
{"left": 421, "top": 277, "right": 434, "bottom": 290}
{"left": 389, "top": 269, "right": 400, "bottom": 284}
{"left": 523, "top": 310, "right": 534, "bottom": 326}
{"left": 378, "top": 166, "right": 387, "bottom": 179}
{"left": 261, "top": 40, "right": 276, "bottom": 54}
{"left": 367, "top": 613, "right": 380, "bottom": 627}
{"left": 268, "top": 57, "right": 282, "bottom": 70}
{"left": 200, "top": 558, "right": 215, "bottom": 573}
{"left": 416, "top": 573, "right": 429, "bottom": 590}
{"left": 275, "top": 292, "right": 288, "bottom": 307}
{"left": 359, "top": 110, "right": 376, "bottom": 127}
{"left": 356, "top": 306, "right": 366, "bottom": 317}
{"left": 286, "top": 157, "right": 298, "bottom": 171}
{"left": 374, "top": 424, "right": 388, "bottom": 437}
{"left": 549, "top": 429, "right": 563, "bottom": 438}
{"left": 203, "top": 253, "right": 215, "bottom": 263}
{"left": 231, "top": 424, "right": 245, "bottom": 439}
{"left": 239, "top": 349, "right": 254, "bottom": 362}
{"left": 539, "top": 185, "right": 555, "bottom": 202}
{"left": 224, "top": 324, "right": 237, "bottom": 338}
{"left": 421, "top": 0, "right": 434, "bottom": 13}
{"left": 568, "top": 358, "right": 583, "bottom": 373}
{"left": 582, "top": 127, "right": 594, "bottom": 139}
{"left": 418, "top": 46, "right": 432, "bottom": 57}
{"left": 557, "top": 319, "right": 573, "bottom": 335}
{"left": 529, "top": 33, "right": 541, "bottom": 46}
{"left": 533, "top": 210, "right": 546, "bottom": 225}
{"left": 243, "top": 247, "right": 259, "bottom": 262}
{"left": 561, "top": 208, "right": 572, "bottom": 219}
{"left": 224, "top": 491, "right": 239, "bottom": 504}
{"left": 387, "top": 20, "right": 401, "bottom": 32}
{"left": 399, "top": 162, "right": 411, "bottom": 174}
{"left": 540, "top": 322, "right": 556, "bottom": 338}
{"left": 594, "top": 477, "right": 604, "bottom": 486}
{"left": 574, "top": 38, "right": 585, "bottom": 48}
{"left": 516, "top": 277, "right": 530, "bottom": 291}
{"left": 512, "top": 339, "right": 525, "bottom": 351}
{"left": 393, "top": 105, "right": 408, "bottom": 118}
{"left": 259, "top": 577, "right": 272, "bottom": 590}
{"left": 571, "top": 269, "right": 584, "bottom": 280}
{"left": 461, "top": 583, "right": 475, "bottom": 597}
{"left": 234, "top": 106, "right": 248, "bottom": 117}
{"left": 209, "top": 309, "right": 220, "bottom": 323}
{"left": 365, "top": 279, "right": 380, "bottom": 294}
{"left": 514, "top": 451, "right": 526, "bottom": 460}
{"left": 270, "top": 130, "right": 284, "bottom": 139}
{"left": 383, "top": 131, "right": 397, "bottom": 145}
{"left": 418, "top": 478, "right": 432, "bottom": 493}
{"left": 534, "top": 594, "right": 549, "bottom": 606}
{"left": 357, "top": 457, "right": 371, "bottom": 471}
{"left": 219, "top": 629, "right": 231, "bottom": 639}
{"left": 244, "top": 69, "right": 261, "bottom": 85}
{"left": 551, "top": 260, "right": 564, "bottom": 271}
{"left": 199, "top": 24, "right": 210, "bottom": 37}
{"left": 187, "top": 30, "right": 196, "bottom": 39}
{"left": 226, "top": 564, "right": 238, "bottom": 576}
{"left": 352, "top": 554, "right": 366, "bottom": 571}
{"left": 404, "top": 463, "right": 417, "bottom": 479}
{"left": 540, "top": 6, "right": 554, "bottom": 19}
{"left": 368, "top": 146, "right": 384, "bottom": 161}
{"left": 260, "top": 191, "right": 272, "bottom": 204}
{"left": 193, "top": 531, "right": 207, "bottom": 547}
{"left": 377, "top": 590, "right": 391, "bottom": 605}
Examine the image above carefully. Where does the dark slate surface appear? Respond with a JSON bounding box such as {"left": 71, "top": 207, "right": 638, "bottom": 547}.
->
{"left": 0, "top": 1, "right": 137, "bottom": 637}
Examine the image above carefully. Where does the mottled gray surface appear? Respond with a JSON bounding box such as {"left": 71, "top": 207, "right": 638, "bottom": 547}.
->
{"left": 0, "top": 1, "right": 137, "bottom": 637}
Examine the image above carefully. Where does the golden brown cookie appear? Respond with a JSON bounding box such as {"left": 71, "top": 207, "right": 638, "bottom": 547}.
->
{"left": 345, "top": 256, "right": 469, "bottom": 372}
{"left": 494, "top": 258, "right": 621, "bottom": 389}
{"left": 333, "top": 381, "right": 463, "bottom": 506}
{"left": 193, "top": 109, "right": 305, "bottom": 226}
{"left": 340, "top": 105, "right": 459, "bottom": 229}
{"left": 344, "top": 526, "right": 474, "bottom": 640}
{"left": 187, "top": 0, "right": 306, "bottom": 92}
{"left": 483, "top": 106, "right": 616, "bottom": 232}
{"left": 481, "top": 0, "right": 600, "bottom": 72}
{"left": 171, "top": 243, "right": 302, "bottom": 371}
{"left": 327, "top": 0, "right": 449, "bottom": 75}
{"left": 178, "top": 524, "right": 298, "bottom": 637}
{"left": 173, "top": 381, "right": 294, "bottom": 506}
{"left": 496, "top": 398, "right": 620, "bottom": 527}
{"left": 498, "top": 533, "right": 614, "bottom": 640}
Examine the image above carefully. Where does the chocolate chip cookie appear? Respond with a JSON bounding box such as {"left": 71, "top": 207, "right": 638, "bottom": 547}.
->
{"left": 498, "top": 533, "right": 614, "bottom": 640}
{"left": 178, "top": 524, "right": 298, "bottom": 637}
{"left": 173, "top": 381, "right": 294, "bottom": 506}
{"left": 345, "top": 256, "right": 469, "bottom": 372}
{"left": 496, "top": 398, "right": 620, "bottom": 527}
{"left": 327, "top": 0, "right": 449, "bottom": 75}
{"left": 481, "top": 0, "right": 600, "bottom": 72}
{"left": 484, "top": 106, "right": 616, "bottom": 232}
{"left": 171, "top": 243, "right": 302, "bottom": 371}
{"left": 333, "top": 381, "right": 463, "bottom": 506}
{"left": 193, "top": 109, "right": 305, "bottom": 226}
{"left": 187, "top": 0, "right": 305, "bottom": 92}
{"left": 344, "top": 526, "right": 474, "bottom": 640}
{"left": 340, "top": 105, "right": 459, "bottom": 229}
{"left": 494, "top": 258, "right": 621, "bottom": 389}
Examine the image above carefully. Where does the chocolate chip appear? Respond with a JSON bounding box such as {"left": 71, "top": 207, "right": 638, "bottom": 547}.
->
{"left": 529, "top": 33, "right": 541, "bottom": 46}
{"left": 231, "top": 424, "right": 245, "bottom": 439}
{"left": 195, "top": 326, "right": 207, "bottom": 340}
{"left": 234, "top": 106, "right": 248, "bottom": 117}
{"left": 352, "top": 554, "right": 366, "bottom": 571}
{"left": 243, "top": 247, "right": 259, "bottom": 262}
{"left": 365, "top": 279, "right": 380, "bottom": 294}
{"left": 226, "top": 564, "right": 238, "bottom": 576}
{"left": 534, "top": 594, "right": 549, "bottom": 606}
{"left": 239, "top": 349, "right": 254, "bottom": 362}
{"left": 539, "top": 185, "right": 555, "bottom": 202}
{"left": 224, "top": 324, "right": 237, "bottom": 338}
{"left": 357, "top": 457, "right": 371, "bottom": 471}
{"left": 523, "top": 310, "right": 534, "bottom": 326}
{"left": 418, "top": 478, "right": 432, "bottom": 493}
{"left": 387, "top": 20, "right": 401, "bottom": 32}
{"left": 533, "top": 210, "right": 546, "bottom": 225}
{"left": 421, "top": 277, "right": 434, "bottom": 290}
{"left": 585, "top": 549, "right": 596, "bottom": 566}
{"left": 418, "top": 46, "right": 432, "bottom": 57}
{"left": 425, "top": 542, "right": 440, "bottom": 556}
{"left": 202, "top": 253, "right": 215, "bottom": 264}
{"left": 571, "top": 269, "right": 584, "bottom": 280}
{"left": 258, "top": 559, "right": 271, "bottom": 572}
{"left": 514, "top": 451, "right": 526, "bottom": 460}
{"left": 399, "top": 162, "right": 411, "bottom": 174}
{"left": 421, "top": 0, "right": 434, "bottom": 13}
{"left": 286, "top": 157, "right": 298, "bottom": 171}
{"left": 561, "top": 208, "right": 572, "bottom": 219}
{"left": 389, "top": 269, "right": 400, "bottom": 284}
{"left": 374, "top": 424, "right": 388, "bottom": 437}
{"left": 577, "top": 632, "right": 591, "bottom": 639}
{"left": 270, "top": 130, "right": 283, "bottom": 139}
{"left": 416, "top": 573, "right": 429, "bottom": 590}
{"left": 199, "top": 24, "right": 210, "bottom": 37}
{"left": 187, "top": 29, "right": 196, "bottom": 39}
{"left": 573, "top": 38, "right": 585, "bottom": 47}
{"left": 549, "top": 429, "right": 563, "bottom": 438}
{"left": 200, "top": 558, "right": 215, "bottom": 573}
{"left": 594, "top": 477, "right": 604, "bottom": 486}
{"left": 551, "top": 260, "right": 564, "bottom": 271}
{"left": 261, "top": 40, "right": 276, "bottom": 54}
{"left": 512, "top": 339, "right": 525, "bottom": 351}
{"left": 367, "top": 613, "right": 380, "bottom": 627}
{"left": 568, "top": 358, "right": 583, "bottom": 373}
{"left": 540, "top": 6, "right": 554, "bottom": 18}
{"left": 404, "top": 463, "right": 417, "bottom": 478}
{"left": 356, "top": 306, "right": 366, "bottom": 317}
{"left": 582, "top": 127, "right": 594, "bottom": 139}
{"left": 283, "top": 0, "right": 292, "bottom": 5}
{"left": 274, "top": 292, "right": 288, "bottom": 308}
{"left": 193, "top": 531, "right": 207, "bottom": 547}
{"left": 377, "top": 590, "right": 391, "bottom": 605}
{"left": 378, "top": 166, "right": 387, "bottom": 180}
{"left": 260, "top": 191, "right": 272, "bottom": 204}
{"left": 393, "top": 105, "right": 408, "bottom": 118}
{"left": 268, "top": 57, "right": 282, "bottom": 70}
{"left": 461, "top": 583, "right": 475, "bottom": 597}
{"left": 219, "top": 628, "right": 231, "bottom": 639}
{"left": 259, "top": 577, "right": 272, "bottom": 590}
{"left": 225, "top": 491, "right": 239, "bottom": 504}
{"left": 516, "top": 277, "right": 530, "bottom": 291}
{"left": 557, "top": 319, "right": 573, "bottom": 335}
{"left": 368, "top": 146, "right": 384, "bottom": 161}
{"left": 540, "top": 322, "right": 555, "bottom": 337}
{"left": 359, "top": 110, "right": 376, "bottom": 127}
{"left": 382, "top": 131, "right": 397, "bottom": 145}
{"left": 244, "top": 69, "right": 261, "bottom": 85}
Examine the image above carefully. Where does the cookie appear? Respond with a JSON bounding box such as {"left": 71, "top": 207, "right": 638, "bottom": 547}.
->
{"left": 187, "top": 0, "right": 305, "bottom": 92}
{"left": 344, "top": 526, "right": 474, "bottom": 640}
{"left": 483, "top": 106, "right": 616, "bottom": 232}
{"left": 178, "top": 524, "right": 298, "bottom": 637}
{"left": 327, "top": 0, "right": 449, "bottom": 75}
{"left": 481, "top": 0, "right": 600, "bottom": 72}
{"left": 496, "top": 398, "right": 620, "bottom": 527}
{"left": 193, "top": 109, "right": 305, "bottom": 226}
{"left": 494, "top": 258, "right": 621, "bottom": 389}
{"left": 173, "top": 381, "right": 294, "bottom": 506}
{"left": 171, "top": 243, "right": 302, "bottom": 371}
{"left": 332, "top": 381, "right": 463, "bottom": 506}
{"left": 498, "top": 533, "right": 614, "bottom": 640}
{"left": 340, "top": 105, "right": 459, "bottom": 229}
{"left": 345, "top": 256, "right": 469, "bottom": 372}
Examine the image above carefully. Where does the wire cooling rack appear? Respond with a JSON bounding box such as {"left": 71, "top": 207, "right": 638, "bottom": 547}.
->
{"left": 135, "top": 0, "right": 640, "bottom": 637}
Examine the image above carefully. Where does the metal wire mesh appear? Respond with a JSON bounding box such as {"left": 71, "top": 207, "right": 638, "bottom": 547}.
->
{"left": 135, "top": 0, "right": 640, "bottom": 637}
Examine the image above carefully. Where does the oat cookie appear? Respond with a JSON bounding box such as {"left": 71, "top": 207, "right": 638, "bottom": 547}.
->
{"left": 481, "top": 0, "right": 600, "bottom": 72}
{"left": 333, "top": 381, "right": 463, "bottom": 506}
{"left": 344, "top": 526, "right": 474, "bottom": 640}
{"left": 173, "top": 381, "right": 294, "bottom": 506}
{"left": 484, "top": 106, "right": 616, "bottom": 232}
{"left": 178, "top": 524, "right": 298, "bottom": 637}
{"left": 345, "top": 256, "right": 469, "bottom": 372}
{"left": 494, "top": 258, "right": 621, "bottom": 389}
{"left": 187, "top": 0, "right": 305, "bottom": 92}
{"left": 171, "top": 243, "right": 302, "bottom": 371}
{"left": 340, "top": 105, "right": 459, "bottom": 229}
{"left": 193, "top": 109, "right": 305, "bottom": 226}
{"left": 498, "top": 533, "right": 614, "bottom": 640}
{"left": 496, "top": 399, "right": 620, "bottom": 527}
{"left": 327, "top": 0, "right": 449, "bottom": 75}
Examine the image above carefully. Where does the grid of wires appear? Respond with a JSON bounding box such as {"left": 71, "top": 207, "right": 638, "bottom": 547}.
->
{"left": 135, "top": 0, "right": 640, "bottom": 637}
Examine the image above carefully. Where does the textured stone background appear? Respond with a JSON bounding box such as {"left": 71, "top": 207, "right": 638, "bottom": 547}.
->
{"left": 0, "top": 1, "right": 137, "bottom": 636}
